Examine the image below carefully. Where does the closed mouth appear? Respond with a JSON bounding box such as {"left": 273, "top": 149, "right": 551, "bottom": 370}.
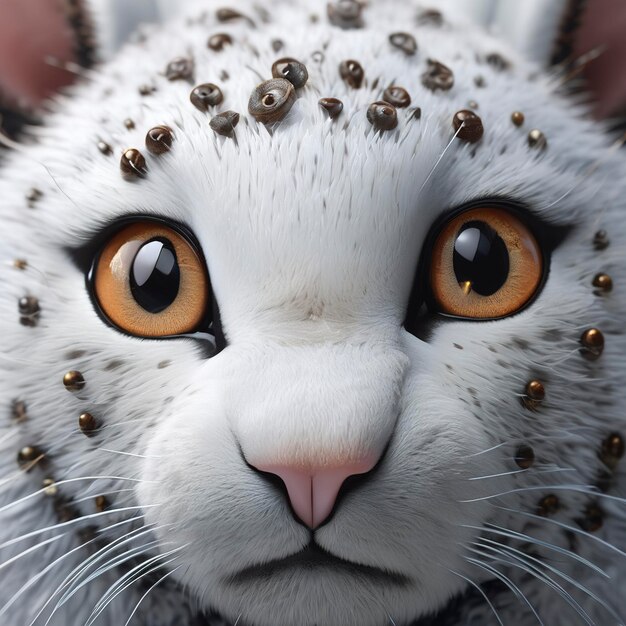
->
{"left": 224, "top": 542, "right": 411, "bottom": 587}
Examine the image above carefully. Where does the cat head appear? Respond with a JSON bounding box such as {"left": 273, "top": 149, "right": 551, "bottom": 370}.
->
{"left": 1, "top": 2, "right": 624, "bottom": 625}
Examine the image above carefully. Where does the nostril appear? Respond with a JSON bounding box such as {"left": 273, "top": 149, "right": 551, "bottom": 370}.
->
{"left": 250, "top": 459, "right": 377, "bottom": 529}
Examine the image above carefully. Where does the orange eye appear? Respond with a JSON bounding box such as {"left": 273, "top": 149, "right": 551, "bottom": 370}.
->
{"left": 429, "top": 207, "right": 543, "bottom": 319}
{"left": 92, "top": 221, "right": 210, "bottom": 337}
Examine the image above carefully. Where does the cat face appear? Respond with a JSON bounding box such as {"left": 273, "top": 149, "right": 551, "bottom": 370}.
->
{"left": 1, "top": 1, "right": 624, "bottom": 625}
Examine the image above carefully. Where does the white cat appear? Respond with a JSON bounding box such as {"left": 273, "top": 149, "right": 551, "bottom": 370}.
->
{"left": 1, "top": 1, "right": 624, "bottom": 625}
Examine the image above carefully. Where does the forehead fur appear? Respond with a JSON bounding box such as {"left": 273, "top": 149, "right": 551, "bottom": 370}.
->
{"left": 1, "top": 1, "right": 623, "bottom": 290}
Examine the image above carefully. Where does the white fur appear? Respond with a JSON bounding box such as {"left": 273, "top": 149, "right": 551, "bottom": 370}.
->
{"left": 1, "top": 1, "right": 625, "bottom": 625}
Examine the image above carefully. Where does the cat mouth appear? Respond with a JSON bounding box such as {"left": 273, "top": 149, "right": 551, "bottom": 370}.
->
{"left": 224, "top": 542, "right": 411, "bottom": 586}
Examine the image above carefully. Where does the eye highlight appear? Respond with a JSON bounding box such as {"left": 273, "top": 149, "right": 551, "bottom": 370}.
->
{"left": 429, "top": 206, "right": 543, "bottom": 319}
{"left": 91, "top": 221, "right": 210, "bottom": 337}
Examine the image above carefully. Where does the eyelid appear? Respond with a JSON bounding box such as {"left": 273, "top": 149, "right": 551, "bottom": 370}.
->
{"left": 404, "top": 198, "right": 565, "bottom": 331}
{"left": 77, "top": 217, "right": 213, "bottom": 339}
{"left": 429, "top": 206, "right": 543, "bottom": 319}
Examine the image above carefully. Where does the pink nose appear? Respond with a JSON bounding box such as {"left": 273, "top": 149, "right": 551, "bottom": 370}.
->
{"left": 256, "top": 459, "right": 377, "bottom": 528}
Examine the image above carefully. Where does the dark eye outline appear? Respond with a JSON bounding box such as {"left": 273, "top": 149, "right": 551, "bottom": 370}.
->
{"left": 404, "top": 198, "right": 569, "bottom": 332}
{"left": 68, "top": 215, "right": 225, "bottom": 349}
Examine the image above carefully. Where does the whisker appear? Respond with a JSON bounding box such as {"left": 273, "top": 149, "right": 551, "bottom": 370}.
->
{"left": 459, "top": 483, "right": 626, "bottom": 503}
{"left": 467, "top": 441, "right": 507, "bottom": 458}
{"left": 54, "top": 526, "right": 169, "bottom": 609}
{"left": 418, "top": 122, "right": 465, "bottom": 194}
{"left": 97, "top": 448, "right": 162, "bottom": 460}
{"left": 0, "top": 532, "right": 68, "bottom": 573}
{"left": 468, "top": 467, "right": 576, "bottom": 481}
{"left": 493, "top": 505, "right": 626, "bottom": 560}
{"left": 476, "top": 539, "right": 622, "bottom": 623}
{"left": 469, "top": 546, "right": 594, "bottom": 626}
{"left": 85, "top": 547, "right": 186, "bottom": 626}
{"left": 0, "top": 475, "right": 155, "bottom": 517}
{"left": 463, "top": 523, "right": 608, "bottom": 577}
{"left": 123, "top": 564, "right": 183, "bottom": 626}
{"left": 31, "top": 521, "right": 156, "bottom": 625}
{"left": 0, "top": 505, "right": 157, "bottom": 550}
{"left": 466, "top": 556, "right": 544, "bottom": 625}
{"left": 448, "top": 568, "right": 504, "bottom": 626}
{"left": 71, "top": 488, "right": 136, "bottom": 505}
{"left": 2, "top": 517, "right": 144, "bottom": 623}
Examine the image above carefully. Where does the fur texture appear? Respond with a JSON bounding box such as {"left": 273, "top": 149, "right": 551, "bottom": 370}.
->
{"left": 0, "top": 1, "right": 625, "bottom": 625}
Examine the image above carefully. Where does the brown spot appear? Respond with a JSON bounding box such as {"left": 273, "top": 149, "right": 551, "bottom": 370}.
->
{"left": 474, "top": 75, "right": 486, "bottom": 88}
{"left": 312, "top": 50, "right": 325, "bottom": 64}
{"left": 272, "top": 39, "right": 284, "bottom": 53}
{"left": 421, "top": 59, "right": 454, "bottom": 91}
{"left": 593, "top": 230, "right": 609, "bottom": 251}
{"left": 486, "top": 52, "right": 511, "bottom": 71}
{"left": 190, "top": 83, "right": 224, "bottom": 111}
{"left": 580, "top": 328, "right": 604, "bottom": 360}
{"left": 248, "top": 79, "right": 296, "bottom": 124}
{"left": 210, "top": 111, "right": 240, "bottom": 137}
{"left": 97, "top": 141, "right": 113, "bottom": 156}
{"left": 145, "top": 126, "right": 174, "bottom": 155}
{"left": 11, "top": 399, "right": 28, "bottom": 422}
{"left": 165, "top": 57, "right": 195, "bottom": 82}
{"left": 514, "top": 444, "right": 535, "bottom": 469}
{"left": 417, "top": 9, "right": 443, "bottom": 26}
{"left": 522, "top": 380, "right": 545, "bottom": 410}
{"left": 528, "top": 129, "right": 547, "bottom": 150}
{"left": 95, "top": 495, "right": 110, "bottom": 512}
{"left": 42, "top": 477, "right": 58, "bottom": 497}
{"left": 366, "top": 101, "right": 398, "bottom": 131}
{"left": 389, "top": 32, "right": 417, "bottom": 56}
{"left": 216, "top": 7, "right": 254, "bottom": 26}
{"left": 208, "top": 33, "right": 233, "bottom": 51}
{"left": 327, "top": 0, "right": 363, "bottom": 29}
{"left": 537, "top": 494, "right": 560, "bottom": 516}
{"left": 339, "top": 59, "right": 364, "bottom": 88}
{"left": 383, "top": 86, "right": 411, "bottom": 108}
{"left": 592, "top": 273, "right": 613, "bottom": 294}
{"left": 600, "top": 432, "right": 624, "bottom": 470}
{"left": 272, "top": 58, "right": 309, "bottom": 89}
{"left": 63, "top": 370, "right": 85, "bottom": 391}
{"left": 120, "top": 149, "right": 147, "bottom": 180}
{"left": 511, "top": 111, "right": 525, "bottom": 127}
{"left": 18, "top": 296, "right": 40, "bottom": 327}
{"left": 319, "top": 97, "right": 343, "bottom": 119}
{"left": 79, "top": 412, "right": 99, "bottom": 437}
{"left": 26, "top": 188, "right": 42, "bottom": 208}
{"left": 17, "top": 446, "right": 45, "bottom": 472}
{"left": 124, "top": 118, "right": 135, "bottom": 130}
{"left": 139, "top": 84, "right": 156, "bottom": 96}
{"left": 412, "top": 107, "right": 422, "bottom": 120}
{"left": 453, "top": 110, "right": 484, "bottom": 143}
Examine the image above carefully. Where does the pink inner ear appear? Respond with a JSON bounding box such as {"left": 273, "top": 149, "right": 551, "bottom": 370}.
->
{"left": 0, "top": 0, "right": 78, "bottom": 109}
{"left": 574, "top": 0, "right": 626, "bottom": 119}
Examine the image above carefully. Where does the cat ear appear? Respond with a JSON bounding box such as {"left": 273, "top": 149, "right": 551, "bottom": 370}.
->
{"left": 0, "top": 0, "right": 85, "bottom": 111}
{"left": 483, "top": 0, "right": 626, "bottom": 120}
{"left": 0, "top": 0, "right": 161, "bottom": 114}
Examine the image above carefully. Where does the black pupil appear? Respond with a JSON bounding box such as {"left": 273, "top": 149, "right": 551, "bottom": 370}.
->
{"left": 452, "top": 221, "right": 509, "bottom": 296}
{"left": 130, "top": 238, "right": 180, "bottom": 313}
